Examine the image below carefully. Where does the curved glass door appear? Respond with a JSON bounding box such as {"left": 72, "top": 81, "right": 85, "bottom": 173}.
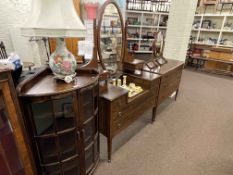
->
{"left": 79, "top": 84, "right": 99, "bottom": 174}
{"left": 29, "top": 94, "right": 80, "bottom": 175}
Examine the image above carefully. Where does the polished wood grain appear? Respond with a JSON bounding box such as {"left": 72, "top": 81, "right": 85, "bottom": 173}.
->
{"left": 188, "top": 44, "right": 233, "bottom": 75}
{"left": 97, "top": 0, "right": 163, "bottom": 162}
{"left": 97, "top": 0, "right": 125, "bottom": 71}
{"left": 99, "top": 72, "right": 161, "bottom": 162}
{"left": 17, "top": 68, "right": 100, "bottom": 175}
{"left": 0, "top": 70, "right": 35, "bottom": 175}
{"left": 17, "top": 67, "right": 99, "bottom": 97}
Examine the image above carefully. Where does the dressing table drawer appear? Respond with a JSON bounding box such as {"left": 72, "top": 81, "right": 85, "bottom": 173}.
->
{"left": 112, "top": 112, "right": 128, "bottom": 133}
{"left": 158, "top": 65, "right": 183, "bottom": 104}
{"left": 161, "top": 65, "right": 183, "bottom": 84}
{"left": 158, "top": 80, "right": 180, "bottom": 104}
{"left": 112, "top": 93, "right": 154, "bottom": 135}
{"left": 112, "top": 96, "right": 127, "bottom": 112}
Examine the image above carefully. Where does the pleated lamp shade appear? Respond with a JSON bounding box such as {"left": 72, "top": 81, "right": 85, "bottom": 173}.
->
{"left": 21, "top": 0, "right": 86, "bottom": 38}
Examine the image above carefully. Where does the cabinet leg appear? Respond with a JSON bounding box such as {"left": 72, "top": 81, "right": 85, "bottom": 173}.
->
{"left": 152, "top": 107, "right": 157, "bottom": 123}
{"left": 107, "top": 137, "right": 112, "bottom": 163}
{"left": 175, "top": 89, "right": 179, "bottom": 101}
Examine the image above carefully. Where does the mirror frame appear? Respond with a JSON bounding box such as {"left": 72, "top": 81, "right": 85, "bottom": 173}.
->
{"left": 97, "top": 0, "right": 125, "bottom": 72}
{"left": 150, "top": 30, "right": 167, "bottom": 66}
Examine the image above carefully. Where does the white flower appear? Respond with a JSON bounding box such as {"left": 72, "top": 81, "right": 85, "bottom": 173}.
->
{"left": 64, "top": 76, "right": 73, "bottom": 84}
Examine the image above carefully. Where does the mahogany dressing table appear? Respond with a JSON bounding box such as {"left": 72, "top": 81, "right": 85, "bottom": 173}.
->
{"left": 96, "top": 0, "right": 161, "bottom": 162}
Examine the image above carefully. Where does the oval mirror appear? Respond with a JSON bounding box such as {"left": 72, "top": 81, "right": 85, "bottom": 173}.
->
{"left": 151, "top": 30, "right": 167, "bottom": 65}
{"left": 97, "top": 0, "right": 124, "bottom": 74}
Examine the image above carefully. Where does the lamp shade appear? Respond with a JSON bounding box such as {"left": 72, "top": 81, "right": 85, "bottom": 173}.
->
{"left": 21, "top": 0, "right": 86, "bottom": 38}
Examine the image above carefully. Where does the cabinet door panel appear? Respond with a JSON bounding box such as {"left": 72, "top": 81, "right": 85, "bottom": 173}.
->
{"left": 81, "top": 89, "right": 94, "bottom": 121}
{"left": 63, "top": 158, "right": 80, "bottom": 175}
{"left": 85, "top": 145, "right": 94, "bottom": 173}
{"left": 83, "top": 117, "right": 98, "bottom": 147}
{"left": 0, "top": 91, "right": 25, "bottom": 175}
{"left": 31, "top": 96, "right": 76, "bottom": 136}
{"left": 59, "top": 131, "right": 77, "bottom": 161}
{"left": 37, "top": 137, "right": 58, "bottom": 164}
{"left": 0, "top": 153, "right": 11, "bottom": 175}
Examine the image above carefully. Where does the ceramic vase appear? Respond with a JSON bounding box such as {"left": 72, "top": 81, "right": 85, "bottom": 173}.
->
{"left": 49, "top": 38, "right": 77, "bottom": 79}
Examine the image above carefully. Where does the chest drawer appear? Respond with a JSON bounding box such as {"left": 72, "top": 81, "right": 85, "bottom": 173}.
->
{"left": 112, "top": 92, "right": 154, "bottom": 135}
{"left": 112, "top": 95, "right": 127, "bottom": 112}
{"left": 158, "top": 78, "right": 181, "bottom": 104}
{"left": 161, "top": 65, "right": 183, "bottom": 84}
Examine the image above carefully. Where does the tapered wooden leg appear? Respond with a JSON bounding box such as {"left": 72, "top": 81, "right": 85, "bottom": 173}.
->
{"left": 107, "top": 137, "right": 112, "bottom": 163}
{"left": 152, "top": 107, "right": 157, "bottom": 123}
{"left": 175, "top": 89, "right": 179, "bottom": 101}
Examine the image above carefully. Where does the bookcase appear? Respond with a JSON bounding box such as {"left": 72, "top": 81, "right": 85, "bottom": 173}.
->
{"left": 125, "top": 10, "right": 169, "bottom": 53}
{"left": 191, "top": 14, "right": 233, "bottom": 48}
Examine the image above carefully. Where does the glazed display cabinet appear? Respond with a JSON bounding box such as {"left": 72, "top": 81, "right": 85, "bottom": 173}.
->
{"left": 17, "top": 67, "right": 99, "bottom": 175}
{"left": 0, "top": 70, "right": 34, "bottom": 175}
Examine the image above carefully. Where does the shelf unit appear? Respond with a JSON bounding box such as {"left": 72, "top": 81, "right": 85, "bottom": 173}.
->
{"left": 125, "top": 10, "right": 169, "bottom": 53}
{"left": 191, "top": 13, "right": 233, "bottom": 47}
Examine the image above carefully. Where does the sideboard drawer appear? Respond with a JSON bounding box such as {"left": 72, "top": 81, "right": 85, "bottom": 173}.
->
{"left": 161, "top": 65, "right": 183, "bottom": 84}
{"left": 112, "top": 95, "right": 127, "bottom": 112}
{"left": 112, "top": 92, "right": 154, "bottom": 135}
{"left": 112, "top": 114, "right": 127, "bottom": 133}
{"left": 158, "top": 77, "right": 181, "bottom": 104}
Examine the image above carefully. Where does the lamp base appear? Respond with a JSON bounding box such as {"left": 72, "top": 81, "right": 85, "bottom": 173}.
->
{"left": 49, "top": 38, "right": 77, "bottom": 83}
{"left": 53, "top": 72, "right": 76, "bottom": 84}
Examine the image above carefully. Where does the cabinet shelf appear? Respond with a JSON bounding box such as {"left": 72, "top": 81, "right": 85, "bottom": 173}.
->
{"left": 126, "top": 10, "right": 169, "bottom": 15}
{"left": 200, "top": 29, "right": 221, "bottom": 32}
{"left": 128, "top": 25, "right": 141, "bottom": 28}
{"left": 126, "top": 9, "right": 169, "bottom": 54}
{"left": 129, "top": 50, "right": 153, "bottom": 53}
{"left": 127, "top": 38, "right": 155, "bottom": 41}
{"left": 191, "top": 13, "right": 233, "bottom": 48}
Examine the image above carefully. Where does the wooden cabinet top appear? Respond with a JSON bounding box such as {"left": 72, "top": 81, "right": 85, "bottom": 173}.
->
{"left": 125, "top": 71, "right": 161, "bottom": 81}
{"left": 143, "top": 59, "right": 184, "bottom": 75}
{"left": 17, "top": 67, "right": 99, "bottom": 97}
{"left": 100, "top": 84, "right": 128, "bottom": 101}
{"left": 157, "top": 59, "right": 184, "bottom": 75}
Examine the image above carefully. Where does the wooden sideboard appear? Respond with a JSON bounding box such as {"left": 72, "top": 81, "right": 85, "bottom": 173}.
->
{"left": 156, "top": 59, "right": 184, "bottom": 105}
{"left": 187, "top": 44, "right": 233, "bottom": 76}
{"left": 0, "top": 70, "right": 35, "bottom": 175}
{"left": 17, "top": 67, "right": 100, "bottom": 175}
{"left": 143, "top": 59, "right": 184, "bottom": 120}
{"left": 99, "top": 71, "right": 161, "bottom": 162}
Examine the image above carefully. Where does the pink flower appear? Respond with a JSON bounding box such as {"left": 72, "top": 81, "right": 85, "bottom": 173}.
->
{"left": 62, "top": 60, "right": 72, "bottom": 71}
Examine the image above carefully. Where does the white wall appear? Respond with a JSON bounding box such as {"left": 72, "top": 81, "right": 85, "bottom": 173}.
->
{"left": 164, "top": 0, "right": 198, "bottom": 61}
{"left": 0, "top": 0, "right": 30, "bottom": 53}
{"left": 0, "top": 0, "right": 46, "bottom": 65}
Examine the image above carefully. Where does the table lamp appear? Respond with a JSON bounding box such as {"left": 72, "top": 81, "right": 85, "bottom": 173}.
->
{"left": 21, "top": 0, "right": 86, "bottom": 83}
